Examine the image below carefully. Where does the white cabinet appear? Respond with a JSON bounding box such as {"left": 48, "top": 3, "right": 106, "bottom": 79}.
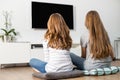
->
{"left": 0, "top": 43, "right": 81, "bottom": 66}
{"left": 114, "top": 40, "right": 120, "bottom": 59}
{"left": 0, "top": 42, "right": 31, "bottom": 64}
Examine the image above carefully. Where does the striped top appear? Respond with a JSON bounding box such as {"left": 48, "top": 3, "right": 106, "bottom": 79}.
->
{"left": 42, "top": 40, "right": 74, "bottom": 72}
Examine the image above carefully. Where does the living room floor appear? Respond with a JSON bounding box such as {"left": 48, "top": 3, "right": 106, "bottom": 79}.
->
{"left": 0, "top": 60, "right": 120, "bottom": 80}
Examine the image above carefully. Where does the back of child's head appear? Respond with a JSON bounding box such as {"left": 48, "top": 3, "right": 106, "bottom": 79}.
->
{"left": 44, "top": 13, "right": 72, "bottom": 50}
{"left": 85, "top": 10, "right": 113, "bottom": 59}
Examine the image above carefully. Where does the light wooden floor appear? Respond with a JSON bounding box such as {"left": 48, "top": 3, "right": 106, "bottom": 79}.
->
{"left": 0, "top": 60, "right": 120, "bottom": 80}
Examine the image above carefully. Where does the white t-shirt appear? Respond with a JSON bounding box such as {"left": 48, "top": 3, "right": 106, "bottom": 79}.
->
{"left": 80, "top": 31, "right": 112, "bottom": 70}
{"left": 42, "top": 40, "right": 74, "bottom": 72}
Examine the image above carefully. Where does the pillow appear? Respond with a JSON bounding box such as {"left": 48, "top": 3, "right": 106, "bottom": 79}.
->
{"left": 32, "top": 66, "right": 120, "bottom": 79}
{"left": 32, "top": 70, "right": 84, "bottom": 79}
{"left": 83, "top": 66, "right": 120, "bottom": 76}
{"left": 111, "top": 66, "right": 119, "bottom": 74}
{"left": 103, "top": 67, "right": 111, "bottom": 75}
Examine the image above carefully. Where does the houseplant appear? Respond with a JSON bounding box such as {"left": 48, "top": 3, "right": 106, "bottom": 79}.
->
{"left": 0, "top": 11, "right": 18, "bottom": 42}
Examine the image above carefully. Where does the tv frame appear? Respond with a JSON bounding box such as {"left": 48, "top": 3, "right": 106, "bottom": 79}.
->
{"left": 31, "top": 1, "right": 74, "bottom": 30}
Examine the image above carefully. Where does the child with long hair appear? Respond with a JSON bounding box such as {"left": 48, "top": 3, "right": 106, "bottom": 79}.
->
{"left": 29, "top": 13, "right": 74, "bottom": 73}
{"left": 70, "top": 10, "right": 115, "bottom": 70}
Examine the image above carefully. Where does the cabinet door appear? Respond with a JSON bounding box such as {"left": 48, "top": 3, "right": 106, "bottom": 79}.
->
{"left": 0, "top": 43, "right": 30, "bottom": 64}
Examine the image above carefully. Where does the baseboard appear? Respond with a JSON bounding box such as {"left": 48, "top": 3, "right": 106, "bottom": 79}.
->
{"left": 0, "top": 63, "right": 30, "bottom": 68}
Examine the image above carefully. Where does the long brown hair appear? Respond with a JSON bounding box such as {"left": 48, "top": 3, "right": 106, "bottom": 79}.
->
{"left": 44, "top": 13, "right": 72, "bottom": 50}
{"left": 85, "top": 10, "right": 113, "bottom": 59}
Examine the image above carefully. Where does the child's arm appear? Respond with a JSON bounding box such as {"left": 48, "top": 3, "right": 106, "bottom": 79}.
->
{"left": 81, "top": 47, "right": 86, "bottom": 58}
{"left": 42, "top": 40, "right": 49, "bottom": 62}
{"left": 110, "top": 49, "right": 115, "bottom": 61}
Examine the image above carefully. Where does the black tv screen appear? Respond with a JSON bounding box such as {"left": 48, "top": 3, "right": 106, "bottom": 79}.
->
{"left": 32, "top": 1, "right": 74, "bottom": 29}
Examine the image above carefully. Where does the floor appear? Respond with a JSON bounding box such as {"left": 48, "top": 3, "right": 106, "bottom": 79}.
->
{"left": 0, "top": 60, "right": 120, "bottom": 80}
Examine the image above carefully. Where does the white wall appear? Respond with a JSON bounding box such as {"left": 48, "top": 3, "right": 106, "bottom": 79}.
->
{"left": 0, "top": 0, "right": 120, "bottom": 46}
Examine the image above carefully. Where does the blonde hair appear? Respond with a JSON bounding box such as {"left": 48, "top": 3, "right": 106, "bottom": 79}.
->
{"left": 85, "top": 10, "right": 113, "bottom": 59}
{"left": 44, "top": 13, "right": 72, "bottom": 50}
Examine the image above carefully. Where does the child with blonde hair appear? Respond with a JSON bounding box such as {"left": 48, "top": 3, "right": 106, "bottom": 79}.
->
{"left": 30, "top": 13, "right": 74, "bottom": 73}
{"left": 70, "top": 10, "right": 115, "bottom": 70}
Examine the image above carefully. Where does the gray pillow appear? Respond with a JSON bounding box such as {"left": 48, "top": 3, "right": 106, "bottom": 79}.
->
{"left": 32, "top": 66, "right": 120, "bottom": 79}
{"left": 32, "top": 70, "right": 84, "bottom": 79}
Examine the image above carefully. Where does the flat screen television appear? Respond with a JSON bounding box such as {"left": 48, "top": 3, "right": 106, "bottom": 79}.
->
{"left": 32, "top": 1, "right": 74, "bottom": 29}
